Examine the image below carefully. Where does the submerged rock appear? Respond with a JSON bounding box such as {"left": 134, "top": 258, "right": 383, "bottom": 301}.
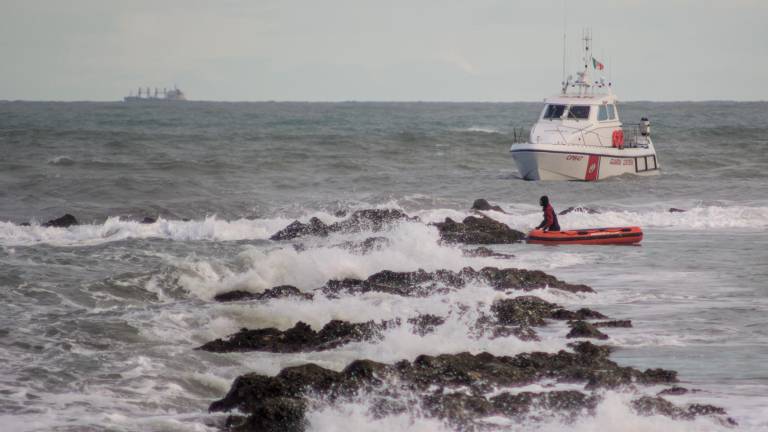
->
{"left": 559, "top": 206, "right": 600, "bottom": 216}
{"left": 270, "top": 209, "right": 417, "bottom": 241}
{"left": 213, "top": 285, "right": 313, "bottom": 303}
{"left": 42, "top": 214, "right": 78, "bottom": 228}
{"left": 471, "top": 198, "right": 506, "bottom": 213}
{"left": 668, "top": 208, "right": 687, "bottom": 213}
{"left": 434, "top": 216, "right": 525, "bottom": 244}
{"left": 333, "top": 236, "right": 391, "bottom": 254}
{"left": 140, "top": 216, "right": 157, "bottom": 224}
{"left": 462, "top": 246, "right": 515, "bottom": 259}
{"left": 593, "top": 320, "right": 632, "bottom": 328}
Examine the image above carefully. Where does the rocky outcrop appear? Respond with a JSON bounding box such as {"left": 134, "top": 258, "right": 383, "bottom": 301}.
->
{"left": 209, "top": 342, "right": 725, "bottom": 431}
{"left": 434, "top": 216, "right": 525, "bottom": 244}
{"left": 42, "top": 214, "right": 78, "bottom": 228}
{"left": 214, "top": 285, "right": 313, "bottom": 303}
{"left": 198, "top": 320, "right": 393, "bottom": 353}
{"left": 270, "top": 209, "right": 417, "bottom": 241}
{"left": 566, "top": 321, "right": 609, "bottom": 340}
{"left": 321, "top": 266, "right": 593, "bottom": 298}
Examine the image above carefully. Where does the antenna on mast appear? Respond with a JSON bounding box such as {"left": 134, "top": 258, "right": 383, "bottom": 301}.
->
{"left": 561, "top": 0, "right": 567, "bottom": 86}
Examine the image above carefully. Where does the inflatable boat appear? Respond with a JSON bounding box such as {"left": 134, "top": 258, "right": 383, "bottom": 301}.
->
{"left": 527, "top": 226, "right": 643, "bottom": 245}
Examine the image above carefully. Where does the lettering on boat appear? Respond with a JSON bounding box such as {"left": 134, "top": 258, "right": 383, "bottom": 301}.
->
{"left": 567, "top": 155, "right": 584, "bottom": 161}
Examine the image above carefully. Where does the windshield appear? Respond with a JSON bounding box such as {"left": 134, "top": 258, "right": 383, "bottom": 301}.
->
{"left": 542, "top": 104, "right": 566, "bottom": 120}
{"left": 567, "top": 105, "right": 591, "bottom": 120}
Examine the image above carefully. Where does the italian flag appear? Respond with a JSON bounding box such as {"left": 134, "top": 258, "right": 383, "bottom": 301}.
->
{"left": 592, "top": 57, "right": 605, "bottom": 71}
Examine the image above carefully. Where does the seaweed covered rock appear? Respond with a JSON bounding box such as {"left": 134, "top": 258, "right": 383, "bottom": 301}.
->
{"left": 434, "top": 216, "right": 525, "bottom": 244}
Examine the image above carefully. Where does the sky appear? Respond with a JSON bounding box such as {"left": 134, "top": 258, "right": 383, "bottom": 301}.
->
{"left": 1, "top": 0, "right": 766, "bottom": 102}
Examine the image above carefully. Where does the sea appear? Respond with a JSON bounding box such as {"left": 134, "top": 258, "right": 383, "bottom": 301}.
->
{"left": 0, "top": 100, "right": 766, "bottom": 431}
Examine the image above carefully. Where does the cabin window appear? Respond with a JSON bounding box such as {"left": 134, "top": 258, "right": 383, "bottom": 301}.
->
{"left": 542, "top": 104, "right": 566, "bottom": 120}
{"left": 598, "top": 105, "right": 609, "bottom": 121}
{"left": 607, "top": 104, "right": 617, "bottom": 120}
{"left": 567, "top": 105, "right": 590, "bottom": 120}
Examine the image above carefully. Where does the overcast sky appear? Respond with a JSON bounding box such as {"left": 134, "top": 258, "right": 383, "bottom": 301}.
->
{"left": 1, "top": 0, "right": 766, "bottom": 101}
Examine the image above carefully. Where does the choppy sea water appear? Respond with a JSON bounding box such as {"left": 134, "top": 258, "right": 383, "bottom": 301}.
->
{"left": 0, "top": 101, "right": 766, "bottom": 431}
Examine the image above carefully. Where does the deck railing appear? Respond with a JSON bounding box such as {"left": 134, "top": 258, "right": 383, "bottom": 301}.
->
{"left": 508, "top": 125, "right": 650, "bottom": 147}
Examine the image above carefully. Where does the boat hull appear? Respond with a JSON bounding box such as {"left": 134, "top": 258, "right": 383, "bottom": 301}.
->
{"left": 527, "top": 226, "right": 643, "bottom": 245}
{"left": 510, "top": 144, "right": 660, "bottom": 181}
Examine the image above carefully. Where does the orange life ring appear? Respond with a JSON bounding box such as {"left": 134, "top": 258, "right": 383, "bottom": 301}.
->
{"left": 612, "top": 129, "right": 624, "bottom": 149}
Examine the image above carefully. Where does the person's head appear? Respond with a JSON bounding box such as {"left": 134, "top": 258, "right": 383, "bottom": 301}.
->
{"left": 539, "top": 195, "right": 549, "bottom": 207}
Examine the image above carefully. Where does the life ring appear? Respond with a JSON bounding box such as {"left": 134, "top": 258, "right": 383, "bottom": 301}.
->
{"left": 612, "top": 129, "right": 624, "bottom": 149}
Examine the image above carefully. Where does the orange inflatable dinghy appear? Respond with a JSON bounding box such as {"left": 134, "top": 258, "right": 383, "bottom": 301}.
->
{"left": 527, "top": 226, "right": 643, "bottom": 245}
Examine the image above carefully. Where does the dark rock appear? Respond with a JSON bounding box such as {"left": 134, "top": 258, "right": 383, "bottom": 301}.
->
{"left": 321, "top": 267, "right": 593, "bottom": 298}
{"left": 140, "top": 216, "right": 156, "bottom": 224}
{"left": 668, "top": 208, "right": 686, "bottom": 213}
{"left": 462, "top": 247, "right": 514, "bottom": 259}
{"left": 19, "top": 222, "right": 31, "bottom": 227}
{"left": 214, "top": 285, "right": 313, "bottom": 303}
{"left": 593, "top": 320, "right": 632, "bottom": 328}
{"left": 639, "top": 368, "right": 678, "bottom": 384}
{"left": 491, "top": 296, "right": 559, "bottom": 327}
{"left": 212, "top": 342, "right": 725, "bottom": 429}
{"left": 479, "top": 267, "right": 594, "bottom": 294}
{"left": 42, "top": 214, "right": 78, "bottom": 228}
{"left": 471, "top": 198, "right": 505, "bottom": 213}
{"left": 434, "top": 216, "right": 525, "bottom": 244}
{"left": 270, "top": 209, "right": 418, "bottom": 241}
{"left": 657, "top": 386, "right": 688, "bottom": 396}
{"left": 270, "top": 217, "right": 330, "bottom": 241}
{"left": 559, "top": 206, "right": 600, "bottom": 216}
{"left": 198, "top": 319, "right": 392, "bottom": 353}
{"left": 550, "top": 308, "right": 608, "bottom": 320}
{"left": 566, "top": 321, "right": 609, "bottom": 340}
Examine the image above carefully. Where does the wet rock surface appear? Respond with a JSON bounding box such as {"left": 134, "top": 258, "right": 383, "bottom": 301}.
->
{"left": 199, "top": 320, "right": 394, "bottom": 353}
{"left": 434, "top": 216, "right": 526, "bottom": 244}
{"left": 462, "top": 246, "right": 515, "bottom": 259}
{"left": 471, "top": 198, "right": 506, "bottom": 213}
{"left": 42, "top": 213, "right": 79, "bottom": 228}
{"left": 558, "top": 206, "right": 601, "bottom": 216}
{"left": 210, "top": 341, "right": 730, "bottom": 430}
{"left": 214, "top": 285, "right": 313, "bottom": 303}
{"left": 321, "top": 266, "right": 593, "bottom": 298}
{"left": 270, "top": 209, "right": 418, "bottom": 241}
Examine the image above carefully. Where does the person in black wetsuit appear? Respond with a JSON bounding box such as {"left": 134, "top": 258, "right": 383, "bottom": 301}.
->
{"left": 536, "top": 195, "right": 560, "bottom": 231}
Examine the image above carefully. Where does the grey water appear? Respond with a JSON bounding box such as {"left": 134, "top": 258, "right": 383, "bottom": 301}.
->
{"left": 0, "top": 101, "right": 767, "bottom": 431}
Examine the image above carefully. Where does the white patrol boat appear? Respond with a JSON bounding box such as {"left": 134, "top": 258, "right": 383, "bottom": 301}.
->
{"left": 510, "top": 32, "right": 659, "bottom": 181}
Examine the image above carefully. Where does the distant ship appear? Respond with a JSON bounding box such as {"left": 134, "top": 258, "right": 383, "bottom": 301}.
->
{"left": 123, "top": 86, "right": 187, "bottom": 102}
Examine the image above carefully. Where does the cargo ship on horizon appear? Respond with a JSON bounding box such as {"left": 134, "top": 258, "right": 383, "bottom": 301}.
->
{"left": 123, "top": 86, "right": 187, "bottom": 102}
